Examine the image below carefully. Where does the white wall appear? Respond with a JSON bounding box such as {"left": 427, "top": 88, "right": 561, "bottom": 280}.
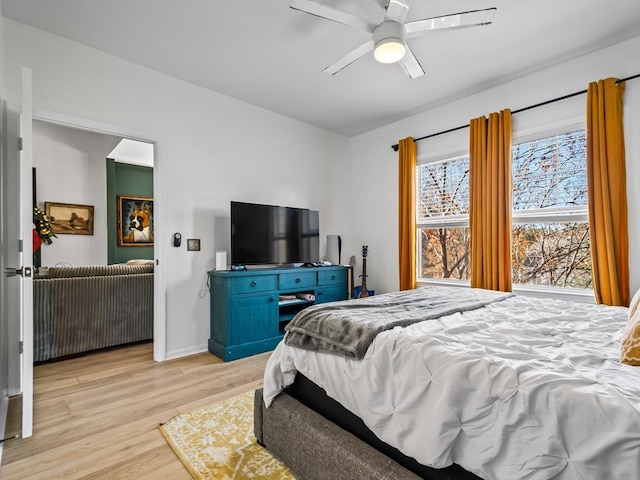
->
{"left": 351, "top": 35, "right": 640, "bottom": 297}
{"left": 33, "top": 120, "right": 120, "bottom": 266}
{"left": 2, "top": 20, "right": 352, "bottom": 359}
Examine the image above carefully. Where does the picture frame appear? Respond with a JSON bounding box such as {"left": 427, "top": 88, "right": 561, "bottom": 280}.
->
{"left": 44, "top": 202, "right": 94, "bottom": 235}
{"left": 117, "top": 195, "right": 154, "bottom": 247}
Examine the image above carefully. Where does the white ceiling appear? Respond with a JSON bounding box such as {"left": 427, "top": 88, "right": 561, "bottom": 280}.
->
{"left": 109, "top": 138, "right": 154, "bottom": 168}
{"left": 3, "top": 0, "right": 640, "bottom": 137}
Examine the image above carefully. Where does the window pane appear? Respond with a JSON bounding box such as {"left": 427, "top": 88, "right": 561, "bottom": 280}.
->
{"left": 513, "top": 130, "right": 587, "bottom": 210}
{"left": 417, "top": 156, "right": 469, "bottom": 219}
{"left": 512, "top": 222, "right": 592, "bottom": 288}
{"left": 420, "top": 227, "right": 470, "bottom": 280}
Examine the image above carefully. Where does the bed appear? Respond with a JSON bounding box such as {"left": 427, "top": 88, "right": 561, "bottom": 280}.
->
{"left": 258, "top": 286, "right": 640, "bottom": 480}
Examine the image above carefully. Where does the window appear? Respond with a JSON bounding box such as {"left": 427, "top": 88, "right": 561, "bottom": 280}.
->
{"left": 417, "top": 129, "right": 592, "bottom": 289}
{"left": 417, "top": 155, "right": 471, "bottom": 280}
{"left": 511, "top": 130, "right": 591, "bottom": 288}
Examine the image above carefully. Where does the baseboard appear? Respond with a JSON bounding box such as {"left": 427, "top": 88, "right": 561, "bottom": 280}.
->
{"left": 164, "top": 344, "right": 208, "bottom": 361}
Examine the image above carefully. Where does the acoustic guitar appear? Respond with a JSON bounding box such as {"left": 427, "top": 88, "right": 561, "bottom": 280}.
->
{"left": 353, "top": 245, "right": 374, "bottom": 298}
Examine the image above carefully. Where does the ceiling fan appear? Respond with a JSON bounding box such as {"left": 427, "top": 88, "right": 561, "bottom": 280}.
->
{"left": 290, "top": 0, "right": 497, "bottom": 79}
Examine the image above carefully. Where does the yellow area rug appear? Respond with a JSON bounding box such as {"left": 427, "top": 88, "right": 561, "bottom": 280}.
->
{"left": 160, "top": 391, "right": 295, "bottom": 480}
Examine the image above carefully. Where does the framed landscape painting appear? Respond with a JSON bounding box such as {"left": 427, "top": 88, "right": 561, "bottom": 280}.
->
{"left": 118, "top": 195, "right": 154, "bottom": 247}
{"left": 44, "top": 202, "right": 94, "bottom": 235}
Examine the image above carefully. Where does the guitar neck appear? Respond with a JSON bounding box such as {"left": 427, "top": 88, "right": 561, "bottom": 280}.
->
{"left": 361, "top": 258, "right": 367, "bottom": 288}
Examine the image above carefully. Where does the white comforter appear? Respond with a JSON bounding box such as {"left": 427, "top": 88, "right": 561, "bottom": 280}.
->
{"left": 263, "top": 289, "right": 640, "bottom": 480}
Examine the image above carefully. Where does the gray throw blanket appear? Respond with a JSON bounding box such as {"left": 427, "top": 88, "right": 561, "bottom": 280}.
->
{"left": 284, "top": 286, "right": 515, "bottom": 359}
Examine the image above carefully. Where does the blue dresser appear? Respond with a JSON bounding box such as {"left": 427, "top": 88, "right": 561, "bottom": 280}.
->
{"left": 208, "top": 266, "right": 348, "bottom": 361}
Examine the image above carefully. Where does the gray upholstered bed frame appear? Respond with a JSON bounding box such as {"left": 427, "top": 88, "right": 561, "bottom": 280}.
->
{"left": 254, "top": 388, "right": 421, "bottom": 480}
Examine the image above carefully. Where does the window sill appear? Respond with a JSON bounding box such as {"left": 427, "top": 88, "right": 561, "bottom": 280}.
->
{"left": 417, "top": 278, "right": 595, "bottom": 304}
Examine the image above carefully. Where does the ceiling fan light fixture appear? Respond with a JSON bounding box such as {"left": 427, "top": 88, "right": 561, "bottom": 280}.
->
{"left": 372, "top": 21, "right": 406, "bottom": 64}
{"left": 374, "top": 38, "right": 406, "bottom": 63}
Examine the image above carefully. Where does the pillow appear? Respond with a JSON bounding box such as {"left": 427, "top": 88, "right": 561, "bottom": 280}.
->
{"left": 621, "top": 309, "right": 640, "bottom": 366}
{"left": 629, "top": 288, "right": 640, "bottom": 321}
{"left": 126, "top": 259, "right": 154, "bottom": 265}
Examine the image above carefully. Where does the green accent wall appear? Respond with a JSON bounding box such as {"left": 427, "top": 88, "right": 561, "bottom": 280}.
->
{"left": 106, "top": 159, "right": 154, "bottom": 264}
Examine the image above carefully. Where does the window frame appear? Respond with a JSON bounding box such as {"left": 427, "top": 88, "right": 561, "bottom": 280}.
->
{"left": 416, "top": 123, "right": 594, "bottom": 302}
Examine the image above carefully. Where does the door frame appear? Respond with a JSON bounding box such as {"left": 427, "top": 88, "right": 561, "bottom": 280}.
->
{"left": 32, "top": 109, "right": 167, "bottom": 361}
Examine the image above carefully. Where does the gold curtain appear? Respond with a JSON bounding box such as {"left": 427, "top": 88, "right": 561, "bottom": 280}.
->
{"left": 398, "top": 137, "right": 417, "bottom": 290}
{"left": 469, "top": 109, "right": 513, "bottom": 292}
{"left": 586, "top": 78, "right": 629, "bottom": 306}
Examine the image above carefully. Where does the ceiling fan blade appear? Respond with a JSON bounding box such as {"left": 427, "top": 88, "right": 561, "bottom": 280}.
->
{"left": 322, "top": 40, "right": 374, "bottom": 75}
{"left": 404, "top": 8, "right": 497, "bottom": 38}
{"left": 398, "top": 44, "right": 424, "bottom": 79}
{"left": 290, "top": 0, "right": 377, "bottom": 32}
{"left": 384, "top": 0, "right": 410, "bottom": 23}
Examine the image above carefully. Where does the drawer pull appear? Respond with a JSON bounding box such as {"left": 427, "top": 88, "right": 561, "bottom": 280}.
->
{"left": 331, "top": 275, "right": 336, "bottom": 280}
{"left": 295, "top": 278, "right": 301, "bottom": 283}
{"left": 269, "top": 296, "right": 276, "bottom": 302}
{"left": 250, "top": 281, "right": 257, "bottom": 287}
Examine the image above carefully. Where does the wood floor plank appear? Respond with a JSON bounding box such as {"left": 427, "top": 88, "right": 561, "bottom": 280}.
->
{"left": 135, "top": 457, "right": 191, "bottom": 480}
{"left": 2, "top": 403, "right": 181, "bottom": 476}
{"left": 33, "top": 375, "right": 79, "bottom": 395}
{"left": 33, "top": 343, "right": 154, "bottom": 379}
{"left": 4, "top": 430, "right": 166, "bottom": 480}
{"left": 82, "top": 445, "right": 184, "bottom": 480}
{"left": 175, "top": 378, "right": 264, "bottom": 414}
{"left": 1, "top": 343, "right": 271, "bottom": 478}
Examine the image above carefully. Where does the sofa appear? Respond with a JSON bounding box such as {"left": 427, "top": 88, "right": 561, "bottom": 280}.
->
{"left": 33, "top": 264, "right": 154, "bottom": 362}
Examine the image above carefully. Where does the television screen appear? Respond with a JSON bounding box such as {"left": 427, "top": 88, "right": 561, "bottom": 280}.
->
{"left": 231, "top": 201, "right": 319, "bottom": 265}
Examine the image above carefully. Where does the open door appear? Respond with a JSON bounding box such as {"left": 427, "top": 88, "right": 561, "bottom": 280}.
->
{"left": 3, "top": 67, "right": 34, "bottom": 438}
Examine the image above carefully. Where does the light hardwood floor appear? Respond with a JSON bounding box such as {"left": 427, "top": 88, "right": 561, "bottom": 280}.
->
{"left": 0, "top": 342, "right": 271, "bottom": 479}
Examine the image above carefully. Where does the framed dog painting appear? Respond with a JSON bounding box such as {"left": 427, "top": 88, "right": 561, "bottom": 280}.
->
{"left": 117, "top": 195, "right": 154, "bottom": 247}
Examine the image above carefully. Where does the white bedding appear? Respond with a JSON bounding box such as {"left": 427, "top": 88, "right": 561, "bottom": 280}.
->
{"left": 263, "top": 288, "right": 640, "bottom": 480}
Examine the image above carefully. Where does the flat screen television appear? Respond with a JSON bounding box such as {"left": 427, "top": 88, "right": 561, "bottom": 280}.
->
{"left": 230, "top": 201, "right": 320, "bottom": 265}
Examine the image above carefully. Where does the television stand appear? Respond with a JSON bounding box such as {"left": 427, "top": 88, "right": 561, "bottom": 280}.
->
{"left": 207, "top": 265, "right": 348, "bottom": 361}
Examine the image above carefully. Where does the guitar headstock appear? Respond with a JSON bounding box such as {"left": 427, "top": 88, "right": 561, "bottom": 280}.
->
{"left": 361, "top": 245, "right": 368, "bottom": 258}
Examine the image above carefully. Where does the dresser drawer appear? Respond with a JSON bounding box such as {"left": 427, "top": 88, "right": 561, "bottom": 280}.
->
{"left": 316, "top": 285, "right": 347, "bottom": 304}
{"left": 230, "top": 275, "right": 276, "bottom": 295}
{"left": 279, "top": 271, "right": 316, "bottom": 290}
{"left": 317, "top": 269, "right": 347, "bottom": 286}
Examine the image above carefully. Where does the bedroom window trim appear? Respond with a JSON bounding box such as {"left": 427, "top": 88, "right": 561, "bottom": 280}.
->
{"left": 512, "top": 207, "right": 588, "bottom": 223}
{"left": 417, "top": 277, "right": 595, "bottom": 303}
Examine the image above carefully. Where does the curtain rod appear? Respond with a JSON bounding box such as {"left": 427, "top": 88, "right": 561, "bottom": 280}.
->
{"left": 391, "top": 72, "right": 640, "bottom": 152}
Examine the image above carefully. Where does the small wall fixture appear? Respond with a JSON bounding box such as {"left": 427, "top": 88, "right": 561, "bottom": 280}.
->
{"left": 373, "top": 21, "right": 406, "bottom": 64}
{"left": 187, "top": 239, "right": 201, "bottom": 251}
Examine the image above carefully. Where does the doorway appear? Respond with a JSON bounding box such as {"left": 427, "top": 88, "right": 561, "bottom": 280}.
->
{"left": 3, "top": 110, "right": 165, "bottom": 442}
{"left": 31, "top": 111, "right": 166, "bottom": 363}
{"left": 31, "top": 119, "right": 155, "bottom": 359}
